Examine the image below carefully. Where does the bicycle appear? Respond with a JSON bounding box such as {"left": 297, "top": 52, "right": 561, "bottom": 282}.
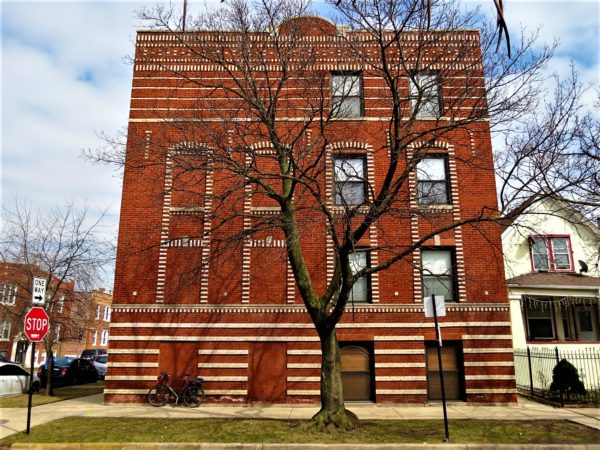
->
{"left": 147, "top": 372, "right": 205, "bottom": 407}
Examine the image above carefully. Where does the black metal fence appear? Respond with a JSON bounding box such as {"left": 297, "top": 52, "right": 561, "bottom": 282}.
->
{"left": 514, "top": 347, "right": 600, "bottom": 406}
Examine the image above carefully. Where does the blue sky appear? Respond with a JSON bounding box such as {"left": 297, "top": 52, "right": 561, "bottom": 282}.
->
{"left": 1, "top": 0, "right": 598, "bottom": 286}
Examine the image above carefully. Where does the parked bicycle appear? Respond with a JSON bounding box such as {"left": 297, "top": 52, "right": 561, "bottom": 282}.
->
{"left": 147, "top": 372, "right": 205, "bottom": 407}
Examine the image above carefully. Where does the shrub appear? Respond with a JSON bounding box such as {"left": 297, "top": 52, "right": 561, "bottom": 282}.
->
{"left": 550, "top": 359, "right": 586, "bottom": 397}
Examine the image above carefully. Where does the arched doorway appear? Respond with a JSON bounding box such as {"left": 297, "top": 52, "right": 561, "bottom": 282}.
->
{"left": 340, "top": 344, "right": 373, "bottom": 401}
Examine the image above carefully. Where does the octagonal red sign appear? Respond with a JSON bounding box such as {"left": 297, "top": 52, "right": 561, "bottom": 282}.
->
{"left": 24, "top": 307, "right": 50, "bottom": 342}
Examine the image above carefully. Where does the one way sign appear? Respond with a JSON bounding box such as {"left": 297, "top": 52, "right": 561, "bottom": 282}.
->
{"left": 32, "top": 277, "right": 47, "bottom": 305}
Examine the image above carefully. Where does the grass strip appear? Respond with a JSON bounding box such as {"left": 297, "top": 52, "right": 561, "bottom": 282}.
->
{"left": 2, "top": 418, "right": 599, "bottom": 446}
{"left": 0, "top": 382, "right": 104, "bottom": 408}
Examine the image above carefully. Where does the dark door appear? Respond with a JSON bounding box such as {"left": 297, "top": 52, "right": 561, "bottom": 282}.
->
{"left": 248, "top": 342, "right": 287, "bottom": 402}
{"left": 426, "top": 342, "right": 464, "bottom": 400}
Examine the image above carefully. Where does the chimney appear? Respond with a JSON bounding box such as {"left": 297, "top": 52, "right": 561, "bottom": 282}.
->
{"left": 99, "top": 288, "right": 105, "bottom": 293}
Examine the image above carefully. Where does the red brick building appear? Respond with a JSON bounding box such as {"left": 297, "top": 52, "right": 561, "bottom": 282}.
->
{"left": 107, "top": 16, "right": 516, "bottom": 404}
{"left": 0, "top": 263, "right": 75, "bottom": 365}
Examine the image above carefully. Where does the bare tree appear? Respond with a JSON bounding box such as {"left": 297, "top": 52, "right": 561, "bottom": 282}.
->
{"left": 0, "top": 198, "right": 114, "bottom": 394}
{"left": 89, "top": 0, "right": 598, "bottom": 430}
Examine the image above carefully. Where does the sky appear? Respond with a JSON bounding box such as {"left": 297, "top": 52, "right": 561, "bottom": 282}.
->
{"left": 1, "top": 0, "right": 598, "bottom": 286}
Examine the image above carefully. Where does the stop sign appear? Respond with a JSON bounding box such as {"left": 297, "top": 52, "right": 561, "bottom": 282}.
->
{"left": 24, "top": 307, "right": 50, "bottom": 342}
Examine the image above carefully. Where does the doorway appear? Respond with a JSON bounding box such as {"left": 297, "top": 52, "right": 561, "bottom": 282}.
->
{"left": 340, "top": 343, "right": 374, "bottom": 401}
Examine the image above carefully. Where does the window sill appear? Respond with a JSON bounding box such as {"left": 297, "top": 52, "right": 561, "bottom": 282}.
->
{"left": 416, "top": 204, "right": 453, "bottom": 210}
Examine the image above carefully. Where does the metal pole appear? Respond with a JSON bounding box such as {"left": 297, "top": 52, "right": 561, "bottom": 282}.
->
{"left": 555, "top": 347, "right": 564, "bottom": 407}
{"left": 432, "top": 295, "right": 450, "bottom": 442}
{"left": 26, "top": 341, "right": 36, "bottom": 435}
{"left": 527, "top": 347, "right": 534, "bottom": 397}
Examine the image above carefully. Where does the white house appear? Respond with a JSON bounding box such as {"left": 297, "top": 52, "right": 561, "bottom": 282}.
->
{"left": 502, "top": 197, "right": 600, "bottom": 351}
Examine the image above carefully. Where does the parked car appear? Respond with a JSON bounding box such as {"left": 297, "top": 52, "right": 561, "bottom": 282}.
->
{"left": 0, "top": 362, "right": 40, "bottom": 396}
{"left": 38, "top": 357, "right": 99, "bottom": 387}
{"left": 93, "top": 355, "right": 107, "bottom": 379}
{"left": 80, "top": 348, "right": 107, "bottom": 360}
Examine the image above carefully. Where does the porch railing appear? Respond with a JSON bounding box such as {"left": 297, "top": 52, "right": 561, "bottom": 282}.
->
{"left": 514, "top": 347, "right": 600, "bottom": 405}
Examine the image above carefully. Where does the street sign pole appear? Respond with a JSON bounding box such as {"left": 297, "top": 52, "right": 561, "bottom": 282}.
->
{"left": 26, "top": 341, "right": 36, "bottom": 434}
{"left": 432, "top": 295, "right": 450, "bottom": 442}
{"left": 24, "top": 300, "right": 50, "bottom": 436}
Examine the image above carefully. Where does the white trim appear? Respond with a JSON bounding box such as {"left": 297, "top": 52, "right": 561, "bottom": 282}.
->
{"left": 464, "top": 361, "right": 514, "bottom": 367}
{"left": 109, "top": 362, "right": 158, "bottom": 368}
{"left": 374, "top": 349, "right": 425, "bottom": 355}
{"left": 375, "top": 362, "right": 426, "bottom": 368}
{"left": 376, "top": 376, "right": 427, "bottom": 381}
{"left": 463, "top": 348, "right": 513, "bottom": 354}
{"left": 109, "top": 349, "right": 160, "bottom": 354}
{"left": 201, "top": 376, "right": 248, "bottom": 381}
{"left": 287, "top": 350, "right": 321, "bottom": 355}
{"left": 465, "top": 375, "right": 515, "bottom": 380}
{"left": 466, "top": 388, "right": 516, "bottom": 394}
{"left": 198, "top": 349, "right": 249, "bottom": 355}
{"left": 197, "top": 363, "right": 247, "bottom": 368}
{"left": 462, "top": 335, "right": 513, "bottom": 340}
{"left": 287, "top": 390, "right": 319, "bottom": 395}
{"left": 105, "top": 376, "right": 157, "bottom": 381}
{"left": 287, "top": 376, "right": 319, "bottom": 382}
{"left": 111, "top": 321, "right": 510, "bottom": 329}
{"left": 288, "top": 363, "right": 320, "bottom": 369}
{"left": 376, "top": 389, "right": 427, "bottom": 395}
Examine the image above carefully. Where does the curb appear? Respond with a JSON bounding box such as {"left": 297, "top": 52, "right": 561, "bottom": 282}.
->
{"left": 9, "top": 444, "right": 600, "bottom": 450}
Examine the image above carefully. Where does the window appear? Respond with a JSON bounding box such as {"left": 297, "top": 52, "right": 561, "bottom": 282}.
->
{"left": 101, "top": 330, "right": 109, "bottom": 346}
{"left": 421, "top": 249, "right": 456, "bottom": 301}
{"left": 91, "top": 330, "right": 97, "bottom": 346}
{"left": 331, "top": 72, "right": 363, "bottom": 118}
{"left": 0, "top": 284, "right": 17, "bottom": 305}
{"left": 103, "top": 306, "right": 111, "bottom": 322}
{"left": 410, "top": 72, "right": 441, "bottom": 118}
{"left": 525, "top": 303, "right": 555, "bottom": 340}
{"left": 57, "top": 296, "right": 64, "bottom": 314}
{"left": 0, "top": 321, "right": 10, "bottom": 341}
{"left": 334, "top": 156, "right": 367, "bottom": 206}
{"left": 416, "top": 157, "right": 450, "bottom": 205}
{"left": 96, "top": 305, "right": 101, "bottom": 319}
{"left": 54, "top": 325, "right": 61, "bottom": 342}
{"left": 530, "top": 236, "right": 573, "bottom": 272}
{"left": 349, "top": 251, "right": 370, "bottom": 303}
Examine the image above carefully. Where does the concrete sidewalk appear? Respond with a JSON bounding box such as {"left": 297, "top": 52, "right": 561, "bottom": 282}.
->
{"left": 2, "top": 394, "right": 600, "bottom": 441}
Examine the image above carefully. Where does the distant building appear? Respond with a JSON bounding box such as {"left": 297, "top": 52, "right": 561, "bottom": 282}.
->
{"left": 0, "top": 262, "right": 112, "bottom": 364}
{"left": 0, "top": 263, "right": 75, "bottom": 365}
{"left": 502, "top": 197, "right": 600, "bottom": 349}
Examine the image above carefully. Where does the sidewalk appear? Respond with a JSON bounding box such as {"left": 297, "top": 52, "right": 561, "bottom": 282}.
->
{"left": 2, "top": 394, "right": 600, "bottom": 441}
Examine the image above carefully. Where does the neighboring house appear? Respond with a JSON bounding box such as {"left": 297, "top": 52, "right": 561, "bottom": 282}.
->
{"left": 0, "top": 263, "right": 76, "bottom": 366}
{"left": 57, "top": 288, "right": 113, "bottom": 357}
{"left": 503, "top": 197, "right": 600, "bottom": 349}
{"left": 107, "top": 16, "right": 515, "bottom": 405}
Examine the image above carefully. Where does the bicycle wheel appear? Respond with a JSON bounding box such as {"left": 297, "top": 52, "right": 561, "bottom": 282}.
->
{"left": 182, "top": 386, "right": 205, "bottom": 408}
{"left": 147, "top": 385, "right": 169, "bottom": 407}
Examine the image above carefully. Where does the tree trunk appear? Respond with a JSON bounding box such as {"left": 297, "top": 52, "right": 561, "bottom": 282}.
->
{"left": 307, "top": 328, "right": 358, "bottom": 431}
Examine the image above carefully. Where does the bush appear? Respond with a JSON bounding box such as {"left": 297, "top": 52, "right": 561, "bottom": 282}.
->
{"left": 550, "top": 359, "right": 586, "bottom": 397}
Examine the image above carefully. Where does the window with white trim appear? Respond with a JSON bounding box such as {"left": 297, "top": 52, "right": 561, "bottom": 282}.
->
{"left": 91, "top": 330, "right": 97, "bottom": 346}
{"left": 101, "top": 330, "right": 109, "bottom": 346}
{"left": 95, "top": 305, "right": 101, "bottom": 319}
{"left": 349, "top": 250, "right": 371, "bottom": 303}
{"left": 334, "top": 156, "right": 367, "bottom": 206}
{"left": 57, "top": 296, "right": 64, "bottom": 313}
{"left": 530, "top": 236, "right": 573, "bottom": 272}
{"left": 525, "top": 303, "right": 555, "bottom": 340}
{"left": 103, "top": 306, "right": 111, "bottom": 321}
{"left": 416, "top": 157, "right": 450, "bottom": 205}
{"left": 0, "top": 321, "right": 11, "bottom": 341}
{"left": 54, "top": 325, "right": 61, "bottom": 342}
{"left": 331, "top": 72, "right": 363, "bottom": 118}
{"left": 0, "top": 284, "right": 17, "bottom": 305}
{"left": 421, "top": 249, "right": 456, "bottom": 301}
{"left": 410, "top": 72, "right": 441, "bottom": 118}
